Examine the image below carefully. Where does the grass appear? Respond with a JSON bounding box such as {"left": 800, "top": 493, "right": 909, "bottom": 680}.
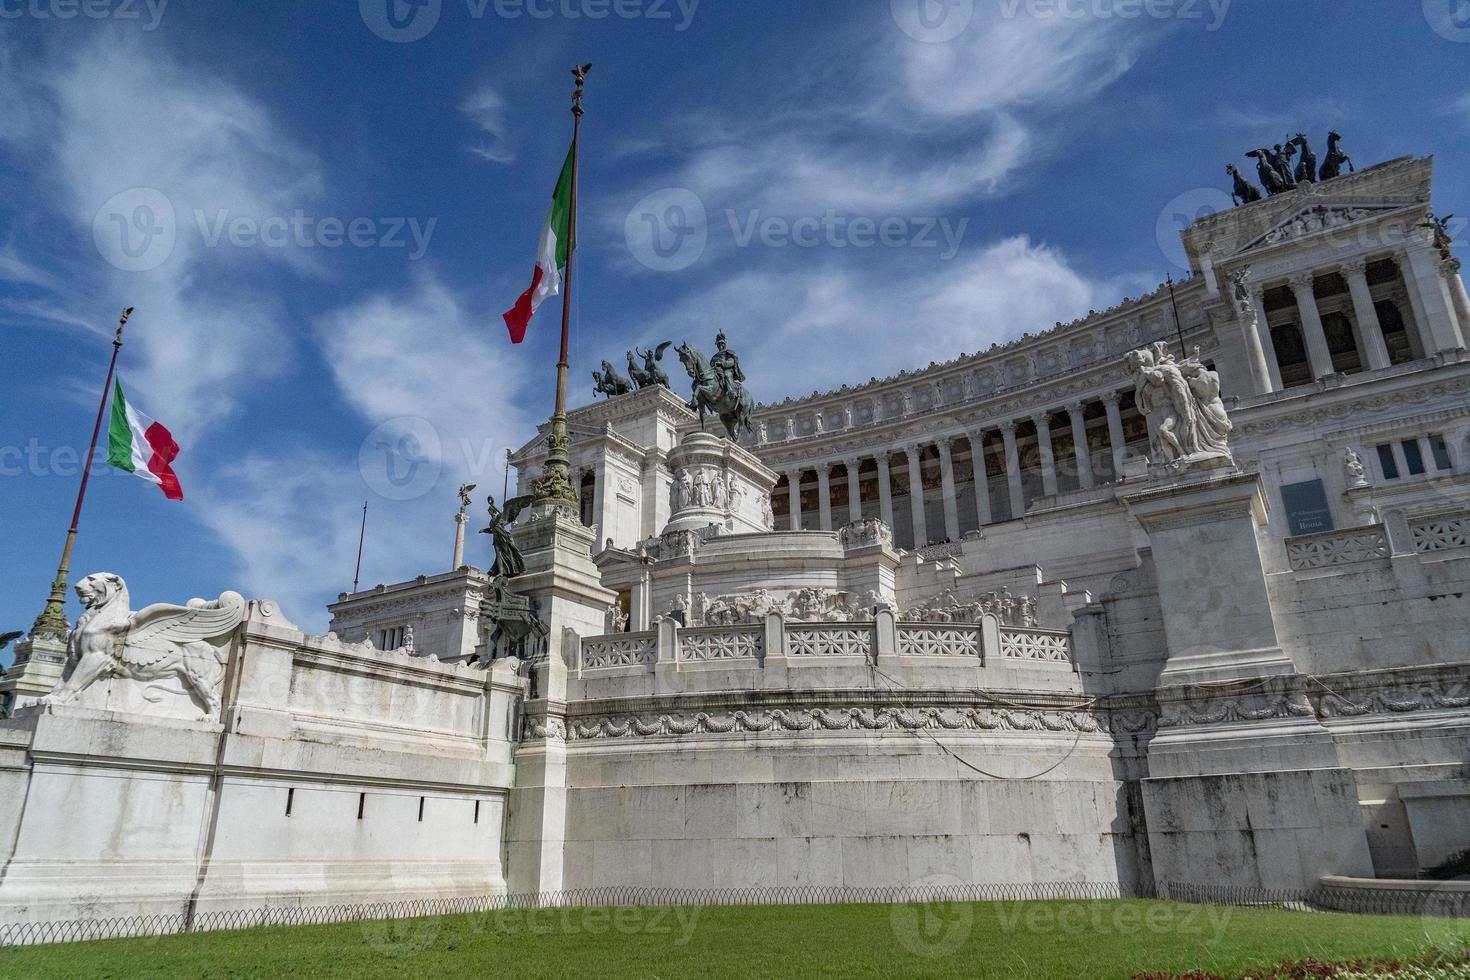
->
{"left": 1, "top": 900, "right": 1467, "bottom": 980}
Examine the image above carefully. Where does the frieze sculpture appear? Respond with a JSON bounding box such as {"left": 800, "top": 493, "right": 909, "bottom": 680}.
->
{"left": 1319, "top": 130, "right": 1353, "bottom": 181}
{"left": 1126, "top": 341, "right": 1233, "bottom": 466}
{"left": 676, "top": 332, "right": 755, "bottom": 442}
{"left": 480, "top": 494, "right": 531, "bottom": 578}
{"left": 627, "top": 342, "right": 673, "bottom": 389}
{"left": 592, "top": 360, "right": 634, "bottom": 399}
{"left": 40, "top": 573, "right": 246, "bottom": 715}
{"left": 694, "top": 587, "right": 885, "bottom": 626}
{"left": 839, "top": 518, "right": 894, "bottom": 550}
{"left": 903, "top": 587, "right": 1038, "bottom": 628}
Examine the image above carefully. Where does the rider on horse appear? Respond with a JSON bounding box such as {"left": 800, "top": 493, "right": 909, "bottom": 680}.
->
{"left": 710, "top": 331, "right": 745, "bottom": 398}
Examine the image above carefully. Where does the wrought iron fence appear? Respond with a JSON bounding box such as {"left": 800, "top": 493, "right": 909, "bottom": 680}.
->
{"left": 2, "top": 879, "right": 1464, "bottom": 947}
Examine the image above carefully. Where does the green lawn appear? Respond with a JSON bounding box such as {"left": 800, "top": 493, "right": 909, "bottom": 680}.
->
{"left": 2, "top": 900, "right": 1466, "bottom": 979}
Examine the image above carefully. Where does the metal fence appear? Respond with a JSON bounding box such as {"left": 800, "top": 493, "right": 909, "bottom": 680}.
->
{"left": 2, "top": 879, "right": 1465, "bottom": 947}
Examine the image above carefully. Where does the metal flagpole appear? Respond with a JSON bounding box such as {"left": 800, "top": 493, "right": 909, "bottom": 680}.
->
{"left": 30, "top": 308, "right": 133, "bottom": 640}
{"left": 531, "top": 63, "right": 591, "bottom": 511}
{"left": 352, "top": 502, "right": 368, "bottom": 594}
{"left": 1165, "top": 272, "right": 1189, "bottom": 360}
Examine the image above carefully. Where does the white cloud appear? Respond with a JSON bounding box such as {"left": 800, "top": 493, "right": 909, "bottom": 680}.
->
{"left": 188, "top": 274, "right": 539, "bottom": 629}
{"left": 637, "top": 236, "right": 1121, "bottom": 405}
{"left": 462, "top": 85, "right": 515, "bottom": 165}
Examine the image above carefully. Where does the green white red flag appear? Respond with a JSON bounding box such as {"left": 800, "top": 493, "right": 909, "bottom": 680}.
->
{"left": 106, "top": 378, "right": 183, "bottom": 501}
{"left": 503, "top": 144, "right": 576, "bottom": 343}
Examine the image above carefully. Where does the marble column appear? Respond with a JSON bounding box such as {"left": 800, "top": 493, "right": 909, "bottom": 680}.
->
{"left": 1289, "top": 273, "right": 1335, "bottom": 379}
{"left": 1104, "top": 394, "right": 1128, "bottom": 480}
{"left": 1340, "top": 258, "right": 1392, "bottom": 371}
{"left": 967, "top": 431, "right": 992, "bottom": 527}
{"left": 1399, "top": 244, "right": 1464, "bottom": 353}
{"left": 905, "top": 445, "right": 928, "bottom": 548}
{"left": 816, "top": 464, "right": 833, "bottom": 531}
{"left": 1066, "top": 403, "right": 1094, "bottom": 490}
{"left": 936, "top": 440, "right": 960, "bottom": 542}
{"left": 452, "top": 511, "right": 469, "bottom": 569}
{"left": 845, "top": 457, "right": 863, "bottom": 523}
{"left": 786, "top": 470, "right": 802, "bottom": 531}
{"left": 1390, "top": 440, "right": 1411, "bottom": 479}
{"left": 1444, "top": 257, "right": 1470, "bottom": 343}
{"left": 1001, "top": 422, "right": 1024, "bottom": 519}
{"left": 1247, "top": 286, "right": 1282, "bottom": 392}
{"left": 1033, "top": 412, "right": 1059, "bottom": 498}
{"left": 876, "top": 453, "right": 895, "bottom": 530}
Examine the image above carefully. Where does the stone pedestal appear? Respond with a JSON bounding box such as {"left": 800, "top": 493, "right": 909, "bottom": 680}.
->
{"left": 1124, "top": 467, "right": 1373, "bottom": 890}
{"left": 0, "top": 634, "right": 67, "bottom": 717}
{"left": 663, "top": 431, "right": 778, "bottom": 536}
{"left": 503, "top": 504, "right": 616, "bottom": 897}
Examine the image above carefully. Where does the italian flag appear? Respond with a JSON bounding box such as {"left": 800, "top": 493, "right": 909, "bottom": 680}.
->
{"left": 106, "top": 379, "right": 183, "bottom": 501}
{"left": 502, "top": 144, "right": 575, "bottom": 344}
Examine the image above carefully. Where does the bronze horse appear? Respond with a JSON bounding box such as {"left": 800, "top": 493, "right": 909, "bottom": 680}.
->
{"left": 676, "top": 342, "right": 754, "bottom": 442}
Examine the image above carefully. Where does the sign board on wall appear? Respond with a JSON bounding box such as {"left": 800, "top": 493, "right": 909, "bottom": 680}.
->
{"left": 1280, "top": 479, "right": 1335, "bottom": 536}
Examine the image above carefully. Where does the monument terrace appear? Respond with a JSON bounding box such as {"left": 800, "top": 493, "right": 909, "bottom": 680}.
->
{"left": 1, "top": 137, "right": 1468, "bottom": 930}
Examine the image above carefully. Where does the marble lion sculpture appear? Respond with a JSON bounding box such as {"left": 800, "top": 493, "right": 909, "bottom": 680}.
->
{"left": 41, "top": 572, "right": 246, "bottom": 715}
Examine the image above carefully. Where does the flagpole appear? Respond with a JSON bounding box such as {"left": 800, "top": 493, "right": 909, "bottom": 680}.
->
{"left": 31, "top": 307, "right": 133, "bottom": 639}
{"left": 352, "top": 501, "right": 368, "bottom": 594}
{"left": 531, "top": 63, "right": 591, "bottom": 511}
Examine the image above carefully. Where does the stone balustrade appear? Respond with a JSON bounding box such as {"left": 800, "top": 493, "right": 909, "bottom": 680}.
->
{"left": 1285, "top": 525, "right": 1392, "bottom": 571}
{"left": 576, "top": 612, "right": 1077, "bottom": 674}
{"left": 1411, "top": 511, "right": 1470, "bottom": 554}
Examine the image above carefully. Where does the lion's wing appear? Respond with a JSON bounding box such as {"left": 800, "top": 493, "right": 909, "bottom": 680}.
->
{"left": 122, "top": 593, "right": 246, "bottom": 667}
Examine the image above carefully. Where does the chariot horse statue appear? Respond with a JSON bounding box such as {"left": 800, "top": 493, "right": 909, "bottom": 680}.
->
{"left": 676, "top": 333, "right": 755, "bottom": 442}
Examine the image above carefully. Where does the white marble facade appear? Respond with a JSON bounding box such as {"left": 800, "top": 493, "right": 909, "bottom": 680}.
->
{"left": 4, "top": 153, "right": 1470, "bottom": 929}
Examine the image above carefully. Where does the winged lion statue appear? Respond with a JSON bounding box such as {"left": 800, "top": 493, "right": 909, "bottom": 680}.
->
{"left": 40, "top": 573, "right": 246, "bottom": 716}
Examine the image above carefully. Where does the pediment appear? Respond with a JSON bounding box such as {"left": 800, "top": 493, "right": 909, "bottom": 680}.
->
{"left": 1235, "top": 203, "right": 1401, "bottom": 255}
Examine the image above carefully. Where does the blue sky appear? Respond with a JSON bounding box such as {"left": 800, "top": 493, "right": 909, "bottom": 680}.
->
{"left": 3, "top": 0, "right": 1469, "bottom": 648}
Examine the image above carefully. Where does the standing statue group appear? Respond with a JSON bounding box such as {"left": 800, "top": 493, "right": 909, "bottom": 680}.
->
{"left": 1227, "top": 131, "right": 1354, "bottom": 206}
{"left": 592, "top": 342, "right": 675, "bottom": 398}
{"left": 1126, "top": 341, "right": 1233, "bottom": 466}
{"left": 591, "top": 331, "right": 756, "bottom": 443}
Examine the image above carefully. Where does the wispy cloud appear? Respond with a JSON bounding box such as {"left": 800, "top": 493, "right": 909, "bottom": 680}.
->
{"left": 462, "top": 84, "right": 516, "bottom": 165}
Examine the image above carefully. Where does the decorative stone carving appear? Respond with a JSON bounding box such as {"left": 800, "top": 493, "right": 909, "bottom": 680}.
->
{"left": 902, "top": 587, "right": 1037, "bottom": 627}
{"left": 691, "top": 587, "right": 883, "bottom": 626}
{"left": 839, "top": 518, "right": 893, "bottom": 550}
{"left": 1126, "top": 341, "right": 1233, "bottom": 467}
{"left": 604, "top": 604, "right": 630, "bottom": 634}
{"left": 40, "top": 573, "right": 246, "bottom": 716}
{"left": 1343, "top": 448, "right": 1369, "bottom": 489}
